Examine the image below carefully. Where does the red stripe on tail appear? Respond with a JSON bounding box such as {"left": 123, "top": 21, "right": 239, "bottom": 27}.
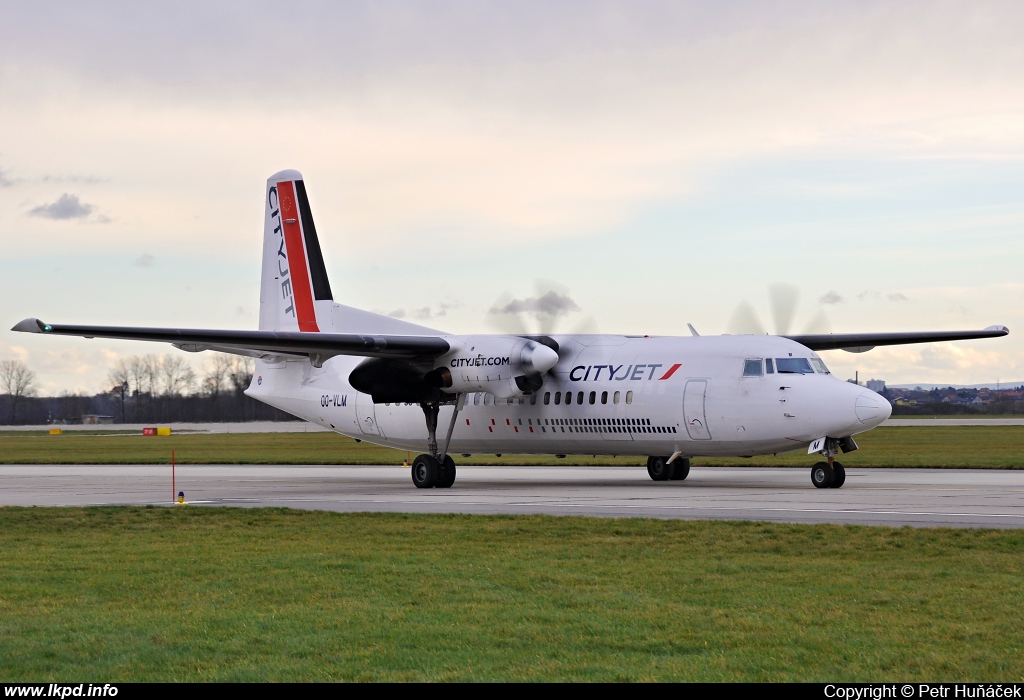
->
{"left": 277, "top": 181, "right": 319, "bottom": 332}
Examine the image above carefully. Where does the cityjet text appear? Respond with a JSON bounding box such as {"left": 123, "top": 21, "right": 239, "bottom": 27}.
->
{"left": 451, "top": 356, "right": 510, "bottom": 368}
{"left": 569, "top": 363, "right": 681, "bottom": 382}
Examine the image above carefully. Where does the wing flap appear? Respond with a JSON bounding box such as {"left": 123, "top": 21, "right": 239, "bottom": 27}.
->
{"left": 12, "top": 318, "right": 451, "bottom": 360}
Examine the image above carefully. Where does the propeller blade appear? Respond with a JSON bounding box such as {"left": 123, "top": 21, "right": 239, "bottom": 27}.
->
{"left": 533, "top": 280, "right": 580, "bottom": 335}
{"left": 769, "top": 283, "right": 800, "bottom": 335}
{"left": 486, "top": 292, "right": 529, "bottom": 335}
{"left": 802, "top": 308, "right": 832, "bottom": 335}
{"left": 726, "top": 301, "right": 766, "bottom": 335}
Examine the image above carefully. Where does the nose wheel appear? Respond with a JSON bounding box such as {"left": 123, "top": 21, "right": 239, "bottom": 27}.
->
{"left": 811, "top": 461, "right": 845, "bottom": 489}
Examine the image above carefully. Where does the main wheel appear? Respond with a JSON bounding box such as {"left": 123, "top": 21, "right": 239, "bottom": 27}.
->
{"left": 412, "top": 454, "right": 440, "bottom": 489}
{"left": 436, "top": 455, "right": 457, "bottom": 488}
{"left": 669, "top": 457, "right": 690, "bottom": 481}
{"left": 811, "top": 461, "right": 835, "bottom": 489}
{"left": 647, "top": 455, "right": 674, "bottom": 481}
{"left": 829, "top": 462, "right": 846, "bottom": 489}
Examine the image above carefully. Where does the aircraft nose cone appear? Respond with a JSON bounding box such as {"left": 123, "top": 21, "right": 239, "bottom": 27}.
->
{"left": 855, "top": 390, "right": 891, "bottom": 426}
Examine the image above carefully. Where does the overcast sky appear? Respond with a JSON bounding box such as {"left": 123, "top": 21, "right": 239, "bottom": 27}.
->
{"left": 2, "top": 0, "right": 1022, "bottom": 394}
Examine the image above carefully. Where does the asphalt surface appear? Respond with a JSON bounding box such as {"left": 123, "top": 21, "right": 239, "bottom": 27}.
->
{"left": 2, "top": 464, "right": 1023, "bottom": 528}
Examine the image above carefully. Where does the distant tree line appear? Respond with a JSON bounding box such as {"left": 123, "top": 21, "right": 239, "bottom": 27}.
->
{"left": 0, "top": 355, "right": 299, "bottom": 425}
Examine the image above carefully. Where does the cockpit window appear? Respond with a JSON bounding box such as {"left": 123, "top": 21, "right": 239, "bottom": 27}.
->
{"left": 742, "top": 359, "right": 764, "bottom": 377}
{"left": 775, "top": 357, "right": 814, "bottom": 374}
{"left": 809, "top": 358, "right": 831, "bottom": 374}
{"left": 765, "top": 358, "right": 775, "bottom": 374}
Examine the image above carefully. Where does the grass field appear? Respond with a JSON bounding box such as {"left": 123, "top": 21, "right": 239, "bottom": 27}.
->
{"left": 1, "top": 425, "right": 1022, "bottom": 468}
{"left": 0, "top": 507, "right": 1022, "bottom": 681}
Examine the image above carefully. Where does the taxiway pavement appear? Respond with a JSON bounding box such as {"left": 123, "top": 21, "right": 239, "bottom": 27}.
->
{"left": 2, "top": 464, "right": 1022, "bottom": 528}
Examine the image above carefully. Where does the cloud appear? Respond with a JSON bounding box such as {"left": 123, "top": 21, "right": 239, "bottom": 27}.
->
{"left": 490, "top": 290, "right": 581, "bottom": 320}
{"left": 859, "top": 290, "right": 910, "bottom": 302}
{"left": 819, "top": 290, "right": 844, "bottom": 305}
{"left": 387, "top": 308, "right": 407, "bottom": 319}
{"left": 40, "top": 174, "right": 108, "bottom": 185}
{"left": 0, "top": 168, "right": 14, "bottom": 187}
{"left": 135, "top": 253, "right": 155, "bottom": 267}
{"left": 29, "top": 193, "right": 95, "bottom": 220}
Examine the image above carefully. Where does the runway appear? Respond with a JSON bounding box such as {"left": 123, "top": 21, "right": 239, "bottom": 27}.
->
{"left": 2, "top": 464, "right": 1023, "bottom": 528}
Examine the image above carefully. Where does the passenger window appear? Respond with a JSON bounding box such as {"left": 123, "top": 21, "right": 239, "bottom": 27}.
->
{"left": 626, "top": 391, "right": 633, "bottom": 404}
{"left": 565, "top": 391, "right": 573, "bottom": 405}
{"left": 743, "top": 359, "right": 763, "bottom": 377}
{"left": 589, "top": 391, "right": 596, "bottom": 405}
{"left": 544, "top": 392, "right": 550, "bottom": 405}
{"left": 484, "top": 394, "right": 491, "bottom": 406}
{"left": 577, "top": 391, "right": 584, "bottom": 404}
{"left": 473, "top": 393, "right": 481, "bottom": 406}
{"left": 613, "top": 391, "right": 620, "bottom": 404}
{"left": 765, "top": 358, "right": 774, "bottom": 374}
{"left": 601, "top": 391, "right": 608, "bottom": 405}
{"left": 554, "top": 392, "right": 561, "bottom": 405}
{"left": 530, "top": 394, "right": 537, "bottom": 405}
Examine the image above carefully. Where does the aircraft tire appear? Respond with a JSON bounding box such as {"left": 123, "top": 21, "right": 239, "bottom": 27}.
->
{"left": 647, "top": 455, "right": 674, "bottom": 481}
{"left": 829, "top": 462, "right": 846, "bottom": 489}
{"left": 669, "top": 458, "right": 690, "bottom": 481}
{"left": 436, "top": 455, "right": 457, "bottom": 488}
{"left": 412, "top": 454, "right": 440, "bottom": 489}
{"left": 811, "top": 462, "right": 835, "bottom": 489}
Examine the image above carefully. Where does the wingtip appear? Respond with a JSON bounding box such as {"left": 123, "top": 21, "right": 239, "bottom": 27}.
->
{"left": 11, "top": 318, "right": 47, "bottom": 333}
{"left": 984, "top": 325, "right": 1010, "bottom": 336}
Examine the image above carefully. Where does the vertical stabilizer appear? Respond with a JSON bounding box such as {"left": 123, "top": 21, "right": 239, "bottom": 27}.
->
{"left": 259, "top": 170, "right": 334, "bottom": 332}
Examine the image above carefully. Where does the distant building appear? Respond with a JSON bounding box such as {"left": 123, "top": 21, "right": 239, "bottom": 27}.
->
{"left": 82, "top": 414, "right": 114, "bottom": 425}
{"left": 866, "top": 379, "right": 886, "bottom": 393}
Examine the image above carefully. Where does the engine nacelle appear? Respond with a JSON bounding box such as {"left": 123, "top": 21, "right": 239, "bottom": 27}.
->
{"left": 429, "top": 335, "right": 559, "bottom": 399}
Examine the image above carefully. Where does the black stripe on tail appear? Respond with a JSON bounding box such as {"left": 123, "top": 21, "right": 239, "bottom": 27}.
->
{"left": 295, "top": 180, "right": 333, "bottom": 301}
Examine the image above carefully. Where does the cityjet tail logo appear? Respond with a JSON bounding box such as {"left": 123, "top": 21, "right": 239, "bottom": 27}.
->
{"left": 451, "top": 355, "right": 511, "bottom": 368}
{"left": 267, "top": 185, "right": 295, "bottom": 319}
{"left": 570, "top": 363, "right": 682, "bottom": 382}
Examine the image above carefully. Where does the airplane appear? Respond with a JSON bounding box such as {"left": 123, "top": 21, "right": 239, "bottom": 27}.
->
{"left": 13, "top": 169, "right": 1010, "bottom": 490}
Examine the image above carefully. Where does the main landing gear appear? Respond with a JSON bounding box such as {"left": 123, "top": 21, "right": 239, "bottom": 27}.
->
{"left": 647, "top": 455, "right": 690, "bottom": 482}
{"left": 811, "top": 437, "right": 847, "bottom": 489}
{"left": 412, "top": 394, "right": 464, "bottom": 489}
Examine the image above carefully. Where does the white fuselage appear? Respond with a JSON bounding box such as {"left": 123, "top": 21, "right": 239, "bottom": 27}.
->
{"left": 245, "top": 334, "right": 891, "bottom": 458}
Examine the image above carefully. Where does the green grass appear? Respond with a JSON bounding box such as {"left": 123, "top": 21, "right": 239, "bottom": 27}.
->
{"left": 0, "top": 507, "right": 1022, "bottom": 681}
{"left": 1, "top": 426, "right": 1022, "bottom": 468}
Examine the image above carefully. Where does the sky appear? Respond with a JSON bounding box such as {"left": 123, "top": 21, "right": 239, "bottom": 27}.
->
{"left": 1, "top": 0, "right": 1022, "bottom": 395}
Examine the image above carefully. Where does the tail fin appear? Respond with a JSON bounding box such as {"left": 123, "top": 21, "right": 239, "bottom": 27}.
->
{"left": 259, "top": 169, "right": 334, "bottom": 332}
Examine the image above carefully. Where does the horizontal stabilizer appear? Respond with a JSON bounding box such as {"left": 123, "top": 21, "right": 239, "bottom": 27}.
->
{"left": 12, "top": 318, "right": 450, "bottom": 362}
{"left": 785, "top": 325, "right": 1009, "bottom": 352}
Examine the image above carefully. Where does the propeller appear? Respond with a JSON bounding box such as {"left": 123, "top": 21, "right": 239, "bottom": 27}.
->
{"left": 487, "top": 280, "right": 598, "bottom": 337}
{"left": 726, "top": 283, "right": 832, "bottom": 336}
{"left": 487, "top": 281, "right": 598, "bottom": 391}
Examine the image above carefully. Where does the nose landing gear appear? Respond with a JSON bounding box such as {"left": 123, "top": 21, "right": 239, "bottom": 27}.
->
{"left": 811, "top": 438, "right": 846, "bottom": 489}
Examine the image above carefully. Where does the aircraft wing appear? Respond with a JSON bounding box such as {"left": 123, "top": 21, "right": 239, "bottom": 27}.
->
{"left": 10, "top": 318, "right": 451, "bottom": 362}
{"left": 784, "top": 325, "right": 1009, "bottom": 352}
